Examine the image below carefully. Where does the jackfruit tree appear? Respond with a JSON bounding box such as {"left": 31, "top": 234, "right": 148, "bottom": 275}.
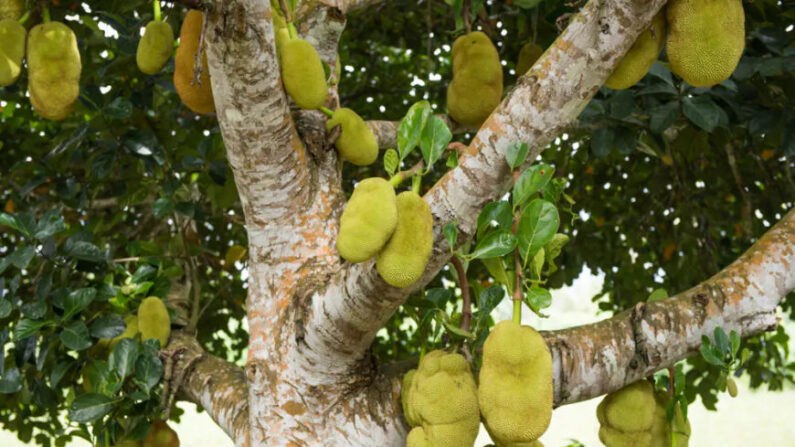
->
{"left": 0, "top": 0, "right": 793, "bottom": 446}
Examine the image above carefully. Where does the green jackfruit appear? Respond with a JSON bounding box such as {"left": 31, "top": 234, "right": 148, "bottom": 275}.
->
{"left": 605, "top": 12, "right": 666, "bottom": 90}
{"left": 596, "top": 380, "right": 657, "bottom": 447}
{"left": 27, "top": 21, "right": 81, "bottom": 121}
{"left": 143, "top": 419, "right": 179, "bottom": 447}
{"left": 137, "top": 297, "right": 171, "bottom": 348}
{"left": 0, "top": 19, "right": 25, "bottom": 86}
{"left": 174, "top": 10, "right": 214, "bottom": 114}
{"left": 0, "top": 0, "right": 23, "bottom": 20}
{"left": 336, "top": 177, "right": 398, "bottom": 263}
{"left": 726, "top": 377, "right": 738, "bottom": 397}
{"left": 666, "top": 0, "right": 745, "bottom": 87}
{"left": 108, "top": 315, "right": 140, "bottom": 350}
{"left": 401, "top": 369, "right": 419, "bottom": 426}
{"left": 403, "top": 350, "right": 480, "bottom": 447}
{"left": 280, "top": 37, "right": 327, "bottom": 109}
{"left": 376, "top": 191, "right": 433, "bottom": 288}
{"left": 648, "top": 391, "right": 691, "bottom": 447}
{"left": 447, "top": 31, "right": 503, "bottom": 128}
{"left": 326, "top": 108, "right": 378, "bottom": 166}
{"left": 479, "top": 320, "right": 553, "bottom": 446}
{"left": 275, "top": 27, "right": 290, "bottom": 61}
{"left": 516, "top": 42, "right": 543, "bottom": 76}
{"left": 137, "top": 20, "right": 174, "bottom": 75}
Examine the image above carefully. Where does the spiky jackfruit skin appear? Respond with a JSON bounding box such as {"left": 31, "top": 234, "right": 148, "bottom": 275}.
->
{"left": 326, "top": 108, "right": 379, "bottom": 166}
{"left": 0, "top": 0, "right": 23, "bottom": 20}
{"left": 516, "top": 43, "right": 543, "bottom": 76}
{"left": 447, "top": 31, "right": 503, "bottom": 128}
{"left": 401, "top": 369, "right": 420, "bottom": 426}
{"left": 596, "top": 380, "right": 656, "bottom": 447}
{"left": 137, "top": 297, "right": 171, "bottom": 348}
{"left": 403, "top": 350, "right": 480, "bottom": 447}
{"left": 137, "top": 20, "right": 174, "bottom": 75}
{"left": 479, "top": 320, "right": 553, "bottom": 446}
{"left": 605, "top": 12, "right": 666, "bottom": 90}
{"left": 336, "top": 178, "right": 397, "bottom": 263}
{"left": 666, "top": 0, "right": 745, "bottom": 87}
{"left": 27, "top": 22, "right": 82, "bottom": 121}
{"left": 647, "top": 391, "right": 690, "bottom": 447}
{"left": 376, "top": 191, "right": 433, "bottom": 288}
{"left": 275, "top": 27, "right": 290, "bottom": 61}
{"left": 174, "top": 10, "right": 214, "bottom": 114}
{"left": 0, "top": 19, "right": 25, "bottom": 86}
{"left": 143, "top": 420, "right": 179, "bottom": 447}
{"left": 280, "top": 38, "right": 328, "bottom": 109}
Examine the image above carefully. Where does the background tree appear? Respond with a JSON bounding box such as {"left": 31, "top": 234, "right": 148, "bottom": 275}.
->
{"left": 0, "top": 0, "right": 793, "bottom": 446}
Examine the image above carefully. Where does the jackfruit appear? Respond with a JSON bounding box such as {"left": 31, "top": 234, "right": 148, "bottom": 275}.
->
{"left": 137, "top": 20, "right": 174, "bottom": 75}
{"left": 479, "top": 320, "right": 553, "bottom": 446}
{"left": 174, "top": 10, "right": 214, "bottom": 114}
{"left": 0, "top": 0, "right": 23, "bottom": 20}
{"left": 0, "top": 19, "right": 25, "bottom": 86}
{"left": 605, "top": 12, "right": 666, "bottom": 90}
{"left": 336, "top": 177, "right": 397, "bottom": 263}
{"left": 726, "top": 377, "right": 738, "bottom": 397}
{"left": 666, "top": 0, "right": 745, "bottom": 87}
{"left": 27, "top": 21, "right": 81, "bottom": 121}
{"left": 143, "top": 420, "right": 179, "bottom": 447}
{"left": 648, "top": 391, "right": 691, "bottom": 447}
{"left": 326, "top": 108, "right": 378, "bottom": 166}
{"left": 596, "top": 380, "right": 657, "bottom": 447}
{"left": 280, "top": 37, "right": 327, "bottom": 109}
{"left": 516, "top": 42, "right": 543, "bottom": 76}
{"left": 401, "top": 369, "right": 419, "bottom": 426}
{"left": 447, "top": 31, "right": 502, "bottom": 128}
{"left": 376, "top": 191, "right": 433, "bottom": 288}
{"left": 274, "top": 27, "right": 290, "bottom": 60}
{"left": 137, "top": 297, "right": 171, "bottom": 349}
{"left": 108, "top": 315, "right": 140, "bottom": 350}
{"left": 402, "top": 350, "right": 480, "bottom": 447}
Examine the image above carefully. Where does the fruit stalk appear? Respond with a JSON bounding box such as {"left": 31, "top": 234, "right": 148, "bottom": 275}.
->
{"left": 388, "top": 160, "right": 424, "bottom": 188}
{"left": 451, "top": 256, "right": 472, "bottom": 332}
{"left": 153, "top": 0, "right": 162, "bottom": 22}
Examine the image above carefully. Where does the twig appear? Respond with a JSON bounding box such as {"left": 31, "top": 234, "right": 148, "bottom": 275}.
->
{"left": 388, "top": 161, "right": 425, "bottom": 187}
{"left": 463, "top": 0, "right": 471, "bottom": 33}
{"left": 723, "top": 141, "right": 752, "bottom": 236}
{"left": 450, "top": 257, "right": 472, "bottom": 333}
{"left": 111, "top": 257, "right": 140, "bottom": 263}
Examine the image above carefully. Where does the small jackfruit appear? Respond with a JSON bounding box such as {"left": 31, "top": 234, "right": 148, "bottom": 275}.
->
{"left": 516, "top": 42, "right": 543, "bottom": 76}
{"left": 447, "top": 31, "right": 503, "bottom": 128}
{"left": 137, "top": 297, "right": 171, "bottom": 349}
{"left": 326, "top": 108, "right": 378, "bottom": 166}
{"left": 402, "top": 350, "right": 480, "bottom": 447}
{"left": 174, "top": 10, "right": 214, "bottom": 114}
{"left": 726, "top": 377, "right": 738, "bottom": 397}
{"left": 647, "top": 391, "right": 691, "bottom": 447}
{"left": 27, "top": 21, "right": 81, "bottom": 120}
{"left": 0, "top": 0, "right": 23, "bottom": 20}
{"left": 596, "top": 380, "right": 657, "bottom": 447}
{"left": 376, "top": 191, "right": 433, "bottom": 288}
{"left": 605, "top": 12, "right": 666, "bottom": 90}
{"left": 479, "top": 320, "right": 553, "bottom": 446}
{"left": 143, "top": 420, "right": 180, "bottom": 447}
{"left": 0, "top": 19, "right": 25, "bottom": 86}
{"left": 336, "top": 177, "right": 397, "bottom": 262}
{"left": 137, "top": 20, "right": 174, "bottom": 75}
{"left": 280, "top": 37, "right": 328, "bottom": 109}
{"left": 666, "top": 0, "right": 745, "bottom": 87}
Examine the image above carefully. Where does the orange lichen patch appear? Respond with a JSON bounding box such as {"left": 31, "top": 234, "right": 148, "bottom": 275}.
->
{"left": 282, "top": 400, "right": 307, "bottom": 416}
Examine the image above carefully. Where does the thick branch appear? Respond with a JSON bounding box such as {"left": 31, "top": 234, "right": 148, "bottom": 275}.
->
{"left": 544, "top": 208, "right": 795, "bottom": 405}
{"left": 311, "top": 0, "right": 668, "bottom": 365}
{"left": 169, "top": 332, "right": 250, "bottom": 447}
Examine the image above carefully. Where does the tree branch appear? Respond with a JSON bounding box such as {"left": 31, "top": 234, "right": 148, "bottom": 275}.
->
{"left": 168, "top": 332, "right": 250, "bottom": 447}
{"left": 310, "top": 0, "right": 669, "bottom": 367}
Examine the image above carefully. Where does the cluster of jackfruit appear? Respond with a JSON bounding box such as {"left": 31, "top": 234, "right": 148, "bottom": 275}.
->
{"left": 336, "top": 179, "right": 432, "bottom": 288}
{"left": 479, "top": 320, "right": 553, "bottom": 446}
{"left": 325, "top": 107, "right": 378, "bottom": 166}
{"left": 137, "top": 18, "right": 174, "bottom": 75}
{"left": 174, "top": 10, "right": 215, "bottom": 114}
{"left": 447, "top": 31, "right": 503, "bottom": 128}
{"left": 401, "top": 350, "right": 480, "bottom": 447}
{"left": 596, "top": 380, "right": 691, "bottom": 447}
{"left": 27, "top": 21, "right": 82, "bottom": 120}
{"left": 516, "top": 42, "right": 544, "bottom": 76}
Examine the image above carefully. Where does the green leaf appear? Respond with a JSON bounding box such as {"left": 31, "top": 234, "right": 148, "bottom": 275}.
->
{"left": 443, "top": 222, "right": 458, "bottom": 251}
{"left": 516, "top": 199, "right": 560, "bottom": 262}
{"left": 682, "top": 96, "right": 722, "bottom": 132}
{"left": 0, "top": 299, "right": 11, "bottom": 319}
{"left": 109, "top": 338, "right": 138, "bottom": 379}
{"left": 514, "top": 0, "right": 542, "bottom": 9}
{"left": 6, "top": 246, "right": 35, "bottom": 271}
{"left": 104, "top": 97, "right": 133, "bottom": 120}
{"left": 590, "top": 127, "right": 614, "bottom": 158}
{"left": 383, "top": 149, "right": 399, "bottom": 177}
{"left": 60, "top": 321, "right": 92, "bottom": 351}
{"left": 33, "top": 210, "right": 67, "bottom": 240}
{"left": 481, "top": 258, "right": 513, "bottom": 291}
{"left": 64, "top": 288, "right": 96, "bottom": 320}
{"left": 469, "top": 230, "right": 517, "bottom": 260}
{"left": 68, "top": 393, "right": 114, "bottom": 423}
{"left": 134, "top": 350, "right": 163, "bottom": 394}
{"left": 0, "top": 368, "right": 23, "bottom": 394}
{"left": 477, "top": 286, "right": 505, "bottom": 325}
{"left": 700, "top": 343, "right": 724, "bottom": 366}
{"left": 505, "top": 142, "right": 530, "bottom": 169}
{"left": 50, "top": 360, "right": 73, "bottom": 388}
{"left": 441, "top": 313, "right": 475, "bottom": 339}
{"left": 513, "top": 164, "right": 554, "bottom": 208}
{"left": 476, "top": 201, "right": 512, "bottom": 239}
{"left": 89, "top": 314, "right": 126, "bottom": 339}
{"left": 152, "top": 197, "right": 174, "bottom": 219}
{"left": 0, "top": 212, "right": 34, "bottom": 236}
{"left": 14, "top": 318, "right": 46, "bottom": 341}
{"left": 730, "top": 330, "right": 740, "bottom": 357}
{"left": 397, "top": 101, "right": 431, "bottom": 161}
{"left": 63, "top": 239, "right": 104, "bottom": 262}
{"left": 525, "top": 286, "right": 552, "bottom": 312}
{"left": 714, "top": 327, "right": 730, "bottom": 355}
{"left": 647, "top": 288, "right": 669, "bottom": 302}
{"left": 420, "top": 116, "right": 452, "bottom": 170}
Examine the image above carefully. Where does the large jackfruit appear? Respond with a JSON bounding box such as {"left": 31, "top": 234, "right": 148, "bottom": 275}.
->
{"left": 280, "top": 37, "right": 327, "bottom": 109}
{"left": 605, "top": 12, "right": 666, "bottom": 90}
{"left": 143, "top": 419, "right": 179, "bottom": 447}
{"left": 0, "top": 19, "right": 25, "bottom": 86}
{"left": 174, "top": 10, "right": 214, "bottom": 114}
{"left": 666, "top": 0, "right": 745, "bottom": 87}
{"left": 27, "top": 21, "right": 81, "bottom": 121}
{"left": 137, "top": 297, "right": 171, "bottom": 349}
{"left": 596, "top": 380, "right": 656, "bottom": 447}
{"left": 402, "top": 350, "right": 480, "bottom": 447}
{"left": 326, "top": 108, "right": 378, "bottom": 166}
{"left": 336, "top": 177, "right": 397, "bottom": 262}
{"left": 647, "top": 391, "right": 691, "bottom": 447}
{"left": 376, "top": 191, "right": 433, "bottom": 288}
{"left": 137, "top": 20, "right": 174, "bottom": 75}
{"left": 447, "top": 31, "right": 503, "bottom": 128}
{"left": 479, "top": 320, "right": 553, "bottom": 446}
{"left": 0, "top": 0, "right": 23, "bottom": 20}
{"left": 516, "top": 42, "right": 543, "bottom": 76}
